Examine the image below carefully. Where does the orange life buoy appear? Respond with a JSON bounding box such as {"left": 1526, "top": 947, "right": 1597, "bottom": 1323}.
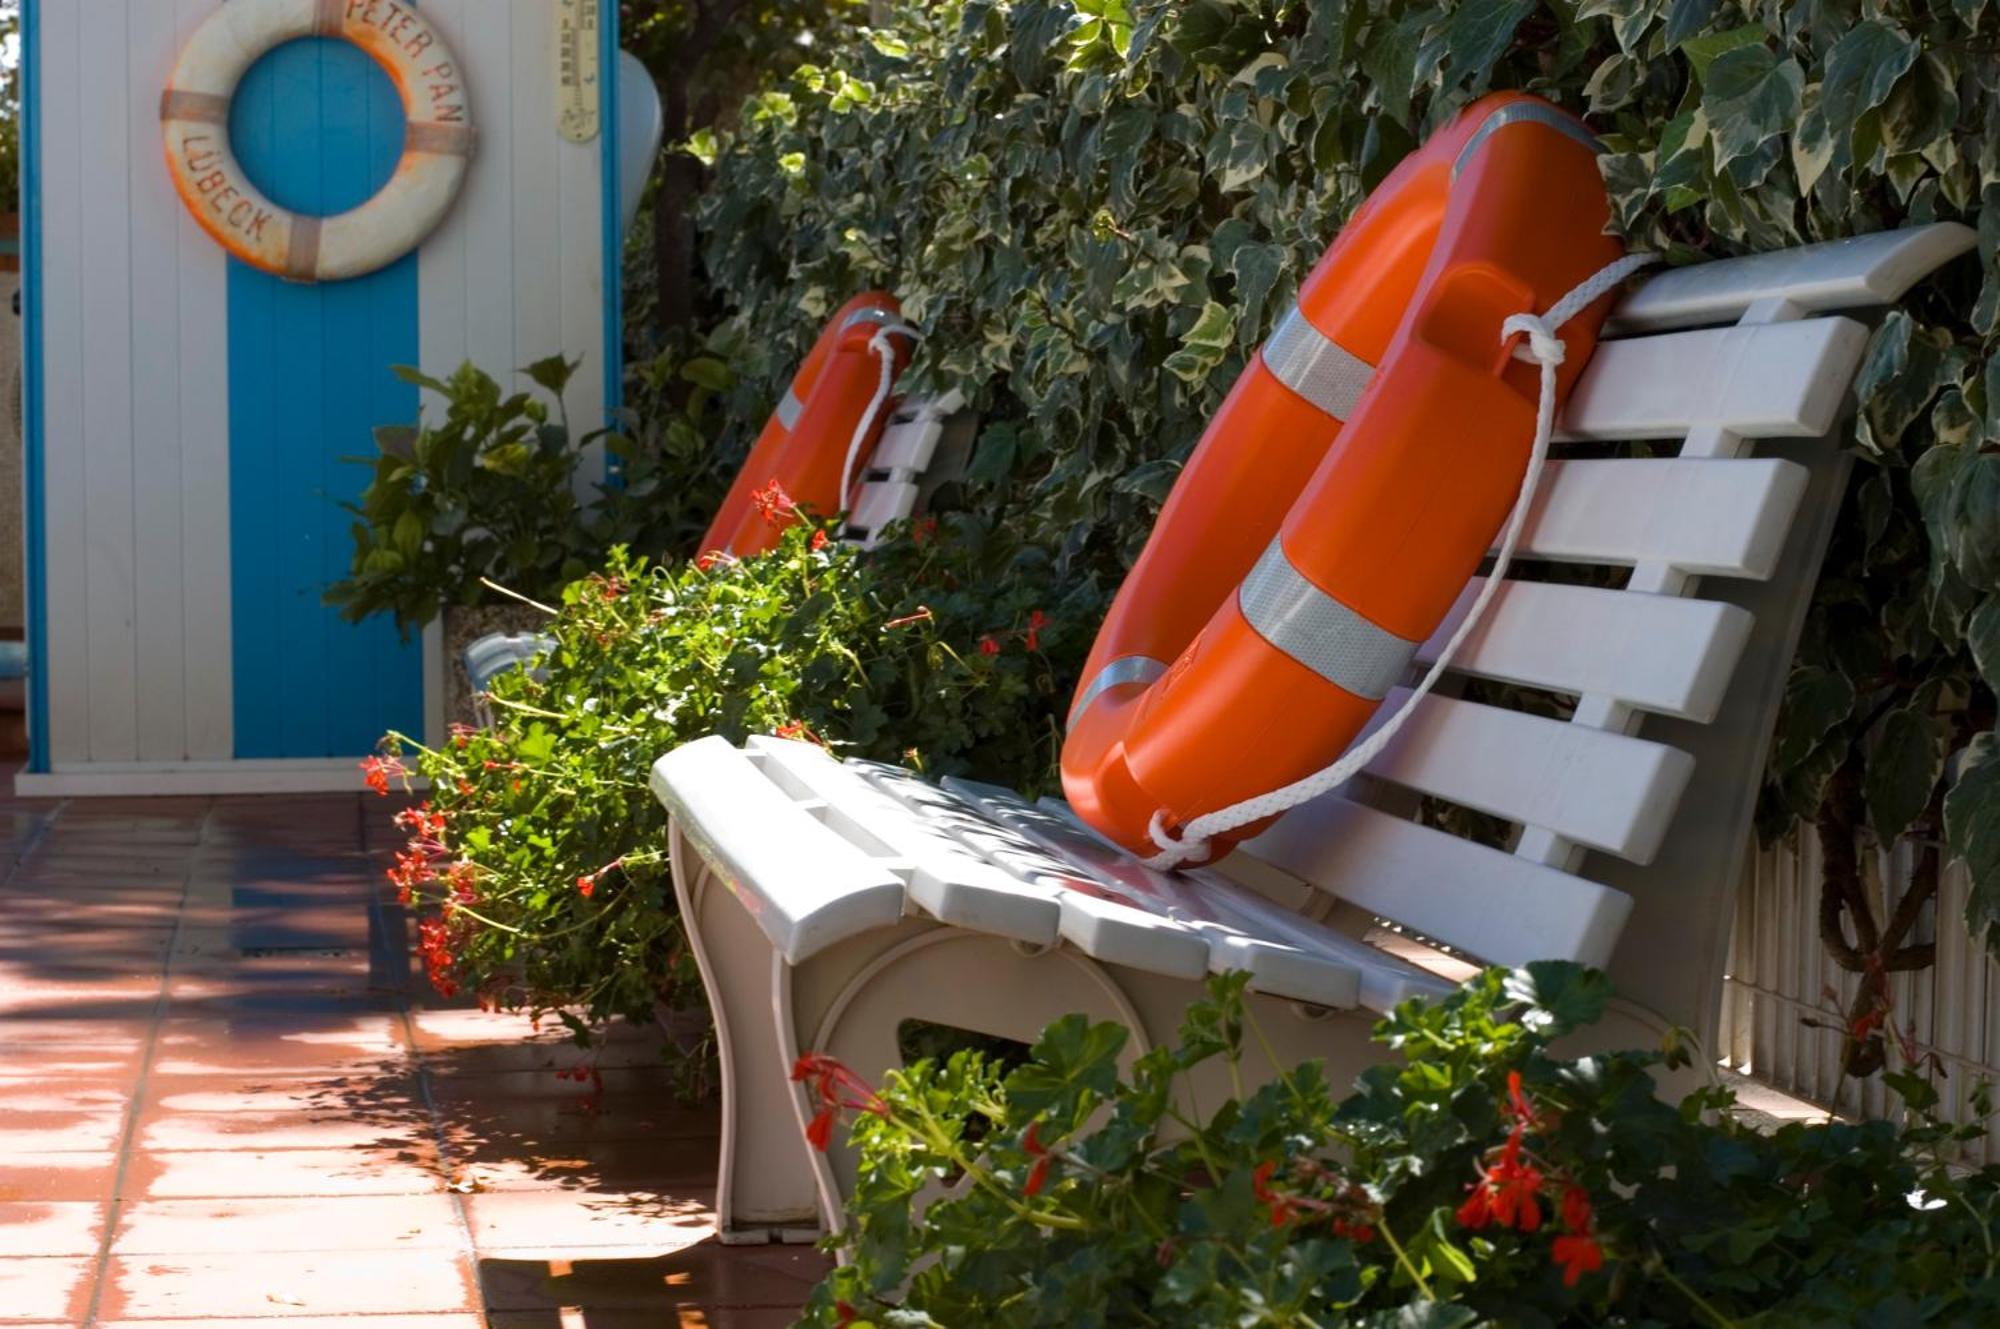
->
{"left": 161, "top": 0, "right": 474, "bottom": 283}
{"left": 703, "top": 293, "right": 916, "bottom": 557}
{"left": 1061, "top": 93, "right": 1625, "bottom": 862}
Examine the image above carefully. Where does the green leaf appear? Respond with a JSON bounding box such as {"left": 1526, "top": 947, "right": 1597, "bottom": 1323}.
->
{"left": 1819, "top": 20, "right": 1919, "bottom": 143}
{"left": 1680, "top": 26, "right": 1765, "bottom": 83}
{"left": 1773, "top": 665, "right": 1856, "bottom": 771}
{"left": 1945, "top": 733, "right": 2000, "bottom": 956}
{"left": 678, "top": 357, "right": 733, "bottom": 392}
{"left": 1005, "top": 1015, "right": 1127, "bottom": 1124}
{"left": 1968, "top": 597, "right": 2000, "bottom": 690}
{"left": 1504, "top": 961, "right": 1612, "bottom": 1035}
{"left": 524, "top": 355, "right": 578, "bottom": 396}
{"left": 1662, "top": 0, "right": 1720, "bottom": 49}
{"left": 1864, "top": 706, "right": 1942, "bottom": 844}
{"left": 1442, "top": 0, "right": 1532, "bottom": 86}
{"left": 1701, "top": 45, "right": 1802, "bottom": 169}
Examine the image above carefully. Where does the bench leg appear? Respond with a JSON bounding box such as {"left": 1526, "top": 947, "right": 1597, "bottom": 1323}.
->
{"left": 668, "top": 823, "right": 823, "bottom": 1243}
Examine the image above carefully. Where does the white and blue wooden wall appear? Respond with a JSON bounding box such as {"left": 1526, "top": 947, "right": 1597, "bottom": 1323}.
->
{"left": 20, "top": 0, "right": 654, "bottom": 795}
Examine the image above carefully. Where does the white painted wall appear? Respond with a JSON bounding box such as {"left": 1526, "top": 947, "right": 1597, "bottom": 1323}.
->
{"left": 28, "top": 0, "right": 611, "bottom": 792}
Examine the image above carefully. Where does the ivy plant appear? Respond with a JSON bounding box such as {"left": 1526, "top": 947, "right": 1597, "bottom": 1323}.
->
{"left": 687, "top": 0, "right": 2000, "bottom": 1077}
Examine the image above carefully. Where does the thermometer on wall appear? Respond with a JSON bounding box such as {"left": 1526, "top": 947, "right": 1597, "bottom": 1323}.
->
{"left": 556, "top": 0, "right": 602, "bottom": 143}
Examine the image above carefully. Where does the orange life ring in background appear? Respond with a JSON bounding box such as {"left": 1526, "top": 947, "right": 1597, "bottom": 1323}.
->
{"left": 162, "top": 0, "right": 474, "bottom": 283}
{"left": 1061, "top": 93, "right": 1624, "bottom": 862}
{"left": 703, "top": 293, "right": 917, "bottom": 558}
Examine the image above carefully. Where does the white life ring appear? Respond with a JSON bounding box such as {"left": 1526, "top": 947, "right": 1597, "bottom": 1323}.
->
{"left": 161, "top": 0, "right": 474, "bottom": 283}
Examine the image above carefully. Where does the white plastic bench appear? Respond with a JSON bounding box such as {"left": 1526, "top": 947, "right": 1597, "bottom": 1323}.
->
{"left": 460, "top": 390, "right": 970, "bottom": 696}
{"left": 650, "top": 224, "right": 1976, "bottom": 1244}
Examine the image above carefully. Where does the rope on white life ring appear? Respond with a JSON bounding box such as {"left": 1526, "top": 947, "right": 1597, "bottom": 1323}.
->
{"left": 161, "top": 0, "right": 476, "bottom": 284}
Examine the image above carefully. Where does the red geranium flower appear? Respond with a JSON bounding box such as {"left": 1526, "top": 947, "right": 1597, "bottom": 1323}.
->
{"left": 978, "top": 635, "right": 1000, "bottom": 656}
{"left": 1252, "top": 1160, "right": 1300, "bottom": 1228}
{"left": 751, "top": 479, "right": 796, "bottom": 527}
{"left": 811, "top": 528, "right": 830, "bottom": 551}
{"left": 790, "top": 1053, "right": 887, "bottom": 1153}
{"left": 1022, "top": 1121, "right": 1053, "bottom": 1197}
{"left": 1552, "top": 1233, "right": 1605, "bottom": 1286}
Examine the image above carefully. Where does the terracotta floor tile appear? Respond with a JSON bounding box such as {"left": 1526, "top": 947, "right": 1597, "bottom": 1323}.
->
{"left": 476, "top": 1243, "right": 829, "bottom": 1312}
{"left": 449, "top": 1138, "right": 720, "bottom": 1193}
{"left": 97, "top": 1250, "right": 479, "bottom": 1318}
{"left": 0, "top": 1255, "right": 94, "bottom": 1321}
{"left": 0, "top": 1202, "right": 105, "bottom": 1257}
{"left": 112, "top": 1193, "right": 464, "bottom": 1255}
{"left": 99, "top": 1319, "right": 482, "bottom": 1329}
{"left": 137, "top": 1108, "right": 426, "bottom": 1154}
{"left": 151, "top": 1016, "right": 408, "bottom": 1076}
{"left": 142, "top": 1070, "right": 417, "bottom": 1116}
{"left": 0, "top": 1152, "right": 117, "bottom": 1203}
{"left": 126, "top": 1145, "right": 444, "bottom": 1199}
{"left": 464, "top": 1187, "right": 714, "bottom": 1256}
{"left": 0, "top": 1111, "right": 128, "bottom": 1154}
{"left": 0, "top": 1079, "right": 135, "bottom": 1114}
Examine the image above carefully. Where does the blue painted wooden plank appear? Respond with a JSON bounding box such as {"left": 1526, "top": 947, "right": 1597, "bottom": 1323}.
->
{"left": 228, "top": 35, "right": 424, "bottom": 759}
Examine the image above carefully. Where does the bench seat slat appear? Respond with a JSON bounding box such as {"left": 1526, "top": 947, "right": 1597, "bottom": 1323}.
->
{"left": 846, "top": 481, "right": 919, "bottom": 541}
{"left": 745, "top": 738, "right": 1062, "bottom": 947}
{"left": 1515, "top": 458, "right": 1809, "bottom": 578}
{"left": 948, "top": 778, "right": 1420, "bottom": 1011}
{"left": 856, "top": 762, "right": 1214, "bottom": 983}
{"left": 1557, "top": 317, "right": 1866, "bottom": 442}
{"left": 1243, "top": 794, "right": 1634, "bottom": 968}
{"left": 1359, "top": 689, "right": 1696, "bottom": 863}
{"left": 1603, "top": 223, "right": 1975, "bottom": 335}
{"left": 1423, "top": 579, "right": 1754, "bottom": 722}
{"left": 650, "top": 737, "right": 905, "bottom": 964}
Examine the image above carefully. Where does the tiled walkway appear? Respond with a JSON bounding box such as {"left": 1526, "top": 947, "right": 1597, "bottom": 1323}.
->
{"left": 0, "top": 790, "right": 826, "bottom": 1326}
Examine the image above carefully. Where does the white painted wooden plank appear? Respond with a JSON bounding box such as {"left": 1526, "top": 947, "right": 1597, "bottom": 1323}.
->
{"left": 510, "top": 3, "right": 562, "bottom": 399}
{"left": 1517, "top": 458, "right": 1809, "bottom": 579}
{"left": 1606, "top": 224, "right": 1977, "bottom": 334}
{"left": 1423, "top": 579, "right": 1754, "bottom": 722}
{"left": 176, "top": 0, "right": 236, "bottom": 762}
{"left": 1360, "top": 689, "right": 1696, "bottom": 863}
{"left": 79, "top": 0, "right": 139, "bottom": 762}
{"left": 1558, "top": 318, "right": 1867, "bottom": 442}
{"left": 128, "top": 2, "right": 189, "bottom": 763}
{"left": 455, "top": 3, "right": 516, "bottom": 386}
{"left": 36, "top": 0, "right": 92, "bottom": 765}
{"left": 1245, "top": 793, "right": 1633, "bottom": 969}
{"left": 745, "top": 737, "right": 1062, "bottom": 947}
{"left": 651, "top": 737, "right": 905, "bottom": 963}
{"left": 417, "top": 0, "right": 472, "bottom": 384}
{"left": 556, "top": 6, "right": 608, "bottom": 488}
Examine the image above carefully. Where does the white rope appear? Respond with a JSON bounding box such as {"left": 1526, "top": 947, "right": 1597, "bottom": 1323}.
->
{"left": 839, "top": 322, "right": 920, "bottom": 515}
{"left": 1142, "top": 252, "right": 1658, "bottom": 871}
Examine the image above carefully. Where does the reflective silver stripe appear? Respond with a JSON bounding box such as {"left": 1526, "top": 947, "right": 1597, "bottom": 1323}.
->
{"left": 1237, "top": 539, "right": 1418, "bottom": 701}
{"left": 1261, "top": 305, "right": 1375, "bottom": 421}
{"left": 841, "top": 306, "right": 903, "bottom": 332}
{"left": 1067, "top": 655, "right": 1167, "bottom": 728}
{"left": 1452, "top": 101, "right": 1601, "bottom": 179}
{"left": 775, "top": 389, "right": 804, "bottom": 430}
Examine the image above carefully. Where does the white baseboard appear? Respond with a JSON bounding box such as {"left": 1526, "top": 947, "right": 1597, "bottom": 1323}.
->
{"left": 16, "top": 759, "right": 380, "bottom": 798}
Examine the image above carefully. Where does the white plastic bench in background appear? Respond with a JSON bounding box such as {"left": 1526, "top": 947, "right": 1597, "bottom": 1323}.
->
{"left": 650, "top": 224, "right": 1977, "bottom": 1244}
{"left": 460, "top": 390, "right": 971, "bottom": 698}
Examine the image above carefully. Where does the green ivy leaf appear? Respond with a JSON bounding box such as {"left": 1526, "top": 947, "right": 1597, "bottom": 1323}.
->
{"left": 1968, "top": 596, "right": 2000, "bottom": 690}
{"left": 1680, "top": 25, "right": 1764, "bottom": 83}
{"left": 1773, "top": 665, "right": 1856, "bottom": 771}
{"left": 1945, "top": 733, "right": 2000, "bottom": 956}
{"left": 1702, "top": 45, "right": 1802, "bottom": 169}
{"left": 1819, "top": 20, "right": 1919, "bottom": 152}
{"left": 1442, "top": 0, "right": 1532, "bottom": 87}
{"left": 1864, "top": 706, "right": 1941, "bottom": 844}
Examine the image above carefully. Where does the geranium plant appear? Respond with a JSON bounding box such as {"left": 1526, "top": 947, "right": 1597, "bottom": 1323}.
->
{"left": 799, "top": 963, "right": 2000, "bottom": 1325}
{"left": 366, "top": 511, "right": 1103, "bottom": 1067}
